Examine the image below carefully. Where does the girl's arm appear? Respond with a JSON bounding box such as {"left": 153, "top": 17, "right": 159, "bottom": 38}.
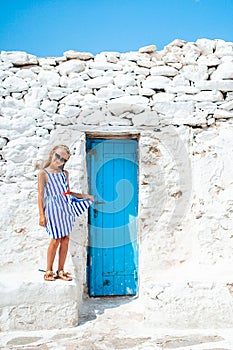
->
{"left": 38, "top": 170, "right": 47, "bottom": 226}
{"left": 64, "top": 170, "right": 94, "bottom": 201}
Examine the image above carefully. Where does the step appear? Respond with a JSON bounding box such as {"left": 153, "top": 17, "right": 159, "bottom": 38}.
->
{"left": 0, "top": 268, "right": 79, "bottom": 331}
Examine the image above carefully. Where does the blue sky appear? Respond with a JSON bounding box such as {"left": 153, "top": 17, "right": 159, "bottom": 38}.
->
{"left": 0, "top": 0, "right": 232, "bottom": 57}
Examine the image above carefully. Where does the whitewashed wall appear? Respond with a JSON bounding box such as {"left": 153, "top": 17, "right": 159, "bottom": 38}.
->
{"left": 1, "top": 38, "right": 233, "bottom": 330}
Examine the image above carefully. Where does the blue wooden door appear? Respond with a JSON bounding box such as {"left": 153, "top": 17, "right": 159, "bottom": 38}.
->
{"left": 86, "top": 139, "right": 138, "bottom": 296}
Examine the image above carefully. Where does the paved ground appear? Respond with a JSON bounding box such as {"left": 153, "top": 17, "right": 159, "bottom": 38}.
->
{"left": 1, "top": 297, "right": 233, "bottom": 350}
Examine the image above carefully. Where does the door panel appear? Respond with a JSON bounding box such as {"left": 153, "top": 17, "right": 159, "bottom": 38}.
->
{"left": 87, "top": 139, "right": 138, "bottom": 296}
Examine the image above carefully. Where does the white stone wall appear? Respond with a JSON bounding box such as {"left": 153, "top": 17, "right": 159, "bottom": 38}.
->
{"left": 1, "top": 38, "right": 233, "bottom": 329}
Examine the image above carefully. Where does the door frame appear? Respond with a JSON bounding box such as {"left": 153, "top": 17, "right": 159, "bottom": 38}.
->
{"left": 85, "top": 132, "right": 140, "bottom": 297}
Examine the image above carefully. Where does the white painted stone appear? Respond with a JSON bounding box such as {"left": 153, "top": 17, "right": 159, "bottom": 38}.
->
{"left": 139, "top": 44, "right": 157, "bottom": 53}
{"left": 15, "top": 108, "right": 45, "bottom": 125}
{"left": 0, "top": 116, "right": 11, "bottom": 130}
{"left": 219, "top": 100, "right": 233, "bottom": 111}
{"left": 207, "top": 117, "right": 215, "bottom": 125}
{"left": 52, "top": 114, "right": 72, "bottom": 125}
{"left": 57, "top": 60, "right": 86, "bottom": 75}
{"left": 215, "top": 39, "right": 233, "bottom": 58}
{"left": 0, "top": 137, "right": 7, "bottom": 149}
{"left": 139, "top": 88, "right": 155, "bottom": 97}
{"left": 94, "top": 53, "right": 108, "bottom": 61}
{"left": 89, "top": 61, "right": 122, "bottom": 71}
{"left": 195, "top": 38, "right": 216, "bottom": 55}
{"left": 2, "top": 76, "right": 28, "bottom": 93}
{"left": 11, "top": 92, "right": 24, "bottom": 99}
{"left": 2, "top": 41, "right": 233, "bottom": 332}
{"left": 103, "top": 70, "right": 118, "bottom": 78}
{"left": 37, "top": 70, "right": 60, "bottom": 86}
{"left": 60, "top": 92, "right": 82, "bottom": 106}
{"left": 15, "top": 69, "right": 37, "bottom": 81}
{"left": 47, "top": 87, "right": 73, "bottom": 100}
{"left": 107, "top": 115, "right": 132, "bottom": 126}
{"left": 63, "top": 50, "right": 94, "bottom": 60}
{"left": 0, "top": 61, "right": 13, "bottom": 70}
{"left": 59, "top": 75, "right": 69, "bottom": 87}
{"left": 95, "top": 85, "right": 124, "bottom": 99}
{"left": 120, "top": 60, "right": 137, "bottom": 69}
{"left": 122, "top": 66, "right": 136, "bottom": 74}
{"left": 87, "top": 69, "right": 104, "bottom": 78}
{"left": 113, "top": 74, "right": 136, "bottom": 88}
{"left": 176, "top": 90, "right": 223, "bottom": 102}
{"left": 38, "top": 57, "right": 57, "bottom": 66}
{"left": 195, "top": 80, "right": 233, "bottom": 92}
{"left": 79, "top": 87, "right": 92, "bottom": 95}
{"left": 142, "top": 76, "right": 171, "bottom": 89}
{"left": 166, "top": 39, "right": 187, "bottom": 48}
{"left": 211, "top": 62, "right": 233, "bottom": 80}
{"left": 58, "top": 106, "right": 81, "bottom": 118}
{"left": 3, "top": 96, "right": 24, "bottom": 109}
{"left": 172, "top": 75, "right": 190, "bottom": 87}
{"left": 167, "top": 62, "right": 183, "bottom": 70}
{"left": 153, "top": 92, "right": 175, "bottom": 102}
{"left": 183, "top": 49, "right": 201, "bottom": 65}
{"left": 0, "top": 70, "right": 13, "bottom": 80}
{"left": 214, "top": 109, "right": 233, "bottom": 119}
{"left": 40, "top": 100, "right": 58, "bottom": 114}
{"left": 162, "top": 51, "right": 183, "bottom": 64}
{"left": 137, "top": 60, "right": 155, "bottom": 69}
{"left": 134, "top": 67, "right": 150, "bottom": 75}
{"left": 195, "top": 90, "right": 223, "bottom": 102}
{"left": 181, "top": 65, "right": 208, "bottom": 82}
{"left": 167, "top": 86, "right": 199, "bottom": 94}
{"left": 86, "top": 76, "right": 113, "bottom": 89}
{"left": 226, "top": 92, "right": 233, "bottom": 101}
{"left": 79, "top": 94, "right": 98, "bottom": 107}
{"left": 121, "top": 52, "right": 146, "bottom": 62}
{"left": 195, "top": 102, "right": 217, "bottom": 115}
{"left": 197, "top": 54, "right": 220, "bottom": 66}
{"left": 36, "top": 127, "right": 49, "bottom": 136}
{"left": 0, "top": 51, "right": 38, "bottom": 65}
{"left": 2, "top": 137, "right": 37, "bottom": 162}
{"left": 150, "top": 66, "right": 178, "bottom": 77}
{"left": 153, "top": 101, "right": 194, "bottom": 118}
{"left": 0, "top": 107, "right": 18, "bottom": 118}
{"left": 108, "top": 99, "right": 146, "bottom": 116}
{"left": 67, "top": 77, "right": 85, "bottom": 90}
{"left": 24, "top": 87, "right": 48, "bottom": 107}
{"left": 125, "top": 86, "right": 139, "bottom": 95}
{"left": 132, "top": 110, "right": 159, "bottom": 126}
{"left": 106, "top": 54, "right": 119, "bottom": 64}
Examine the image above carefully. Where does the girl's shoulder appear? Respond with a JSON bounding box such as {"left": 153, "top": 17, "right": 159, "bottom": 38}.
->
{"left": 64, "top": 169, "right": 69, "bottom": 177}
{"left": 38, "top": 169, "right": 48, "bottom": 182}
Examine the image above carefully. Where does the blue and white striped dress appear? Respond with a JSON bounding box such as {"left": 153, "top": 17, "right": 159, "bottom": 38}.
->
{"left": 43, "top": 169, "right": 93, "bottom": 239}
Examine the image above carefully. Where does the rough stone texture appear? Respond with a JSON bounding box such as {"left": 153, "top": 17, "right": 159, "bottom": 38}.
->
{"left": 1, "top": 39, "right": 233, "bottom": 331}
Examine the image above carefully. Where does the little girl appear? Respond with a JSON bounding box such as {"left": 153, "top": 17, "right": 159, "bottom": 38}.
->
{"left": 38, "top": 144, "right": 94, "bottom": 281}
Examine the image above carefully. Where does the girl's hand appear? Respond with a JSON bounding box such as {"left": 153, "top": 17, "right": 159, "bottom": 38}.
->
{"left": 84, "top": 194, "right": 94, "bottom": 201}
{"left": 39, "top": 215, "right": 47, "bottom": 227}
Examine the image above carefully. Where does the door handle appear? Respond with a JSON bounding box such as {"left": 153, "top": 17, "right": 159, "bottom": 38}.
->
{"left": 94, "top": 201, "right": 106, "bottom": 204}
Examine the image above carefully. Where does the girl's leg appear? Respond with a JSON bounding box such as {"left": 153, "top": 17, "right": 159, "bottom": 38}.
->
{"left": 58, "top": 235, "right": 70, "bottom": 272}
{"left": 47, "top": 238, "right": 61, "bottom": 271}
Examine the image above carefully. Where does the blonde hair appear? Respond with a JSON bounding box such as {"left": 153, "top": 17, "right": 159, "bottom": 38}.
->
{"left": 43, "top": 144, "right": 71, "bottom": 169}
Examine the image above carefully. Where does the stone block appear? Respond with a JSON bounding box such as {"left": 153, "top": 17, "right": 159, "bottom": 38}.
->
{"left": 0, "top": 270, "right": 79, "bottom": 331}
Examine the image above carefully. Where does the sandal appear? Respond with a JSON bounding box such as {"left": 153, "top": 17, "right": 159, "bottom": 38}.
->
{"left": 44, "top": 270, "right": 56, "bottom": 281}
{"left": 57, "top": 270, "right": 72, "bottom": 281}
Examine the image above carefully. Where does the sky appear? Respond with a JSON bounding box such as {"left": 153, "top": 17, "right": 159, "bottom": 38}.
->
{"left": 0, "top": 0, "right": 233, "bottom": 58}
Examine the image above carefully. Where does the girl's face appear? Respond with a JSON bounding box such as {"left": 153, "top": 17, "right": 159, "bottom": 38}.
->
{"left": 51, "top": 148, "right": 70, "bottom": 170}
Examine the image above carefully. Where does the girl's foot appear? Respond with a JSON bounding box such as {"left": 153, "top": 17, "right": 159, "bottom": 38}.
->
{"left": 57, "top": 270, "right": 72, "bottom": 281}
{"left": 44, "top": 270, "right": 56, "bottom": 281}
